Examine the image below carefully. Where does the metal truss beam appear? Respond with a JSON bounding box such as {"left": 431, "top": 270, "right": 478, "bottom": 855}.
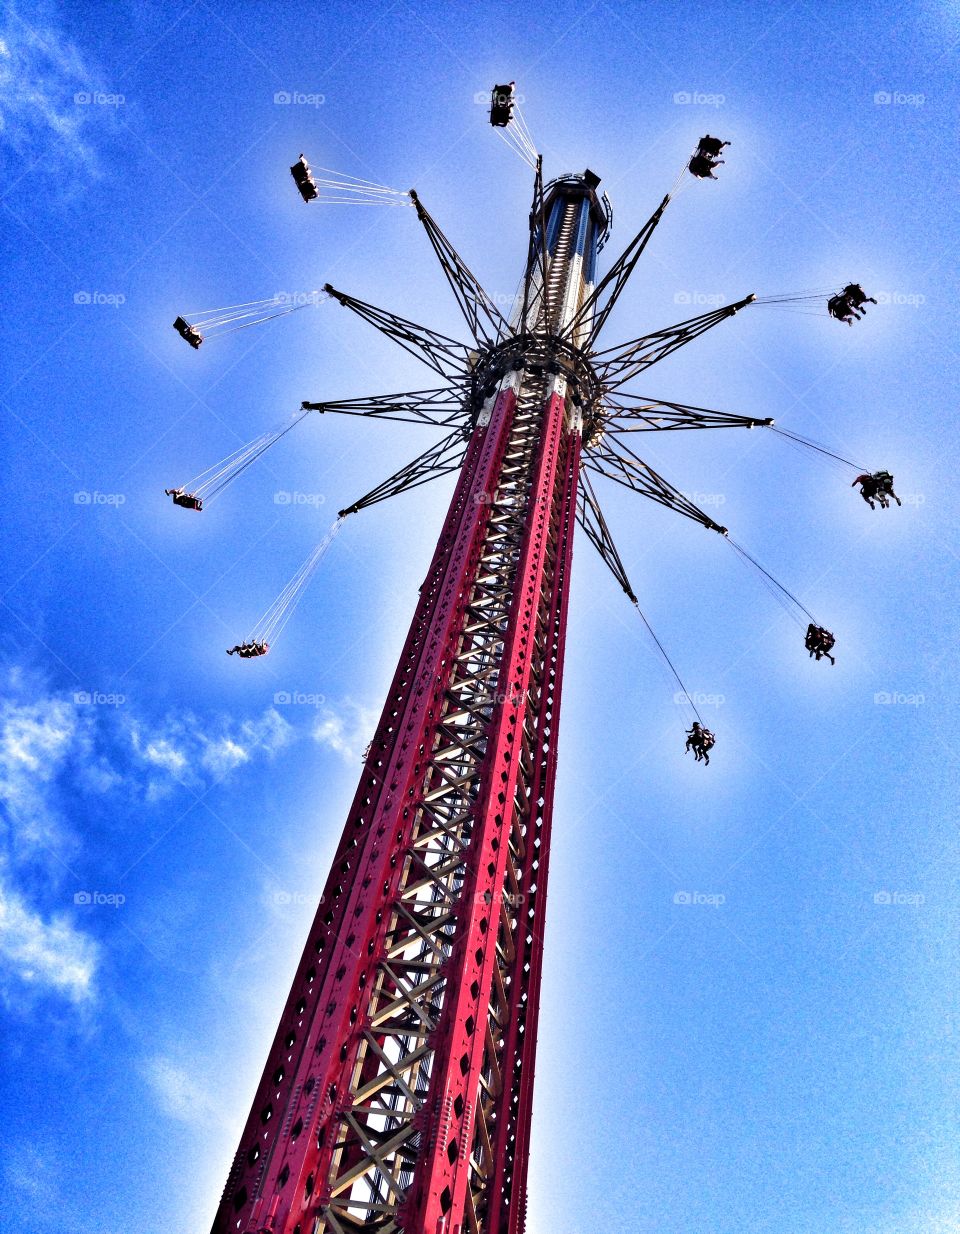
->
{"left": 324, "top": 283, "right": 474, "bottom": 378}
{"left": 563, "top": 192, "right": 670, "bottom": 346}
{"left": 584, "top": 434, "right": 728, "bottom": 534}
{"left": 603, "top": 393, "right": 774, "bottom": 432}
{"left": 410, "top": 192, "right": 510, "bottom": 347}
{"left": 338, "top": 428, "right": 468, "bottom": 515}
{"left": 302, "top": 387, "right": 471, "bottom": 429}
{"left": 594, "top": 295, "right": 755, "bottom": 388}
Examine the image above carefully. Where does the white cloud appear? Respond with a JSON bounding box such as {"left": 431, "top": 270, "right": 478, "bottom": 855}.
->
{"left": 0, "top": 695, "right": 78, "bottom": 847}
{"left": 0, "top": 883, "right": 97, "bottom": 1002}
{"left": 129, "top": 707, "right": 295, "bottom": 789}
{"left": 140, "top": 1054, "right": 226, "bottom": 1129}
{"left": 0, "top": 6, "right": 106, "bottom": 178}
{"left": 312, "top": 700, "right": 378, "bottom": 763}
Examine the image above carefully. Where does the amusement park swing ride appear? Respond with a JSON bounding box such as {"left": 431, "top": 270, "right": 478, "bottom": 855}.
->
{"left": 164, "top": 81, "right": 899, "bottom": 1234}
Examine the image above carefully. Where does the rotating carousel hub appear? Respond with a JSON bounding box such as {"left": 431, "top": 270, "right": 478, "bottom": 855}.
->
{"left": 467, "top": 331, "right": 604, "bottom": 439}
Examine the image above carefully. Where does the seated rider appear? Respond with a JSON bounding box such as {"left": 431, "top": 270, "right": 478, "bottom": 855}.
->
{"left": 226, "top": 640, "right": 269, "bottom": 658}
{"left": 685, "top": 722, "right": 714, "bottom": 764}
{"left": 828, "top": 292, "right": 856, "bottom": 325}
{"left": 697, "top": 135, "right": 730, "bottom": 158}
{"left": 872, "top": 470, "right": 902, "bottom": 507}
{"left": 689, "top": 153, "right": 719, "bottom": 179}
{"left": 805, "top": 624, "right": 836, "bottom": 665}
{"left": 842, "top": 283, "right": 877, "bottom": 310}
{"left": 164, "top": 487, "right": 202, "bottom": 511}
{"left": 851, "top": 473, "right": 878, "bottom": 506}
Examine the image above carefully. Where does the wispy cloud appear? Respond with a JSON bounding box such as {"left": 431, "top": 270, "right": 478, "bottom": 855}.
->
{"left": 0, "top": 5, "right": 111, "bottom": 181}
{"left": 139, "top": 1053, "right": 227, "bottom": 1129}
{"left": 0, "top": 886, "right": 97, "bottom": 1003}
{"left": 313, "top": 699, "right": 379, "bottom": 763}
{"left": 0, "top": 665, "right": 299, "bottom": 1007}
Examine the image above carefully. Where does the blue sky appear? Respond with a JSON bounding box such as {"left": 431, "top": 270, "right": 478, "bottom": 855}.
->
{"left": 1, "top": 2, "right": 958, "bottom": 1231}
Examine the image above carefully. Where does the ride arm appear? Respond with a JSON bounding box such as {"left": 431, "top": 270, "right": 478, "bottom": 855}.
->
{"left": 577, "top": 471, "right": 637, "bottom": 601}
{"left": 603, "top": 393, "right": 773, "bottom": 432}
{"left": 563, "top": 193, "right": 671, "bottom": 346}
{"left": 338, "top": 429, "right": 468, "bottom": 516}
{"left": 583, "top": 435, "right": 728, "bottom": 534}
{"left": 409, "top": 192, "right": 509, "bottom": 347}
{"left": 324, "top": 284, "right": 474, "bottom": 379}
{"left": 594, "top": 295, "right": 756, "bottom": 389}
{"left": 301, "top": 387, "right": 471, "bottom": 429}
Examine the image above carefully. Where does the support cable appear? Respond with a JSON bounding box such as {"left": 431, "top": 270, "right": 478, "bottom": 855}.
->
{"left": 248, "top": 516, "right": 345, "bottom": 645}
{"left": 726, "top": 537, "right": 818, "bottom": 628}
{"left": 172, "top": 408, "right": 312, "bottom": 505}
{"left": 577, "top": 473, "right": 705, "bottom": 726}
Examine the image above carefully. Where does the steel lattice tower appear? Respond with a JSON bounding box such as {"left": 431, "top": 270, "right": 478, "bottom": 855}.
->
{"left": 205, "top": 119, "right": 810, "bottom": 1225}
{"left": 214, "top": 171, "right": 611, "bottom": 1234}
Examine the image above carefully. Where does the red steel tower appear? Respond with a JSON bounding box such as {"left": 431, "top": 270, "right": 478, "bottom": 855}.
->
{"left": 210, "top": 147, "right": 773, "bottom": 1233}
